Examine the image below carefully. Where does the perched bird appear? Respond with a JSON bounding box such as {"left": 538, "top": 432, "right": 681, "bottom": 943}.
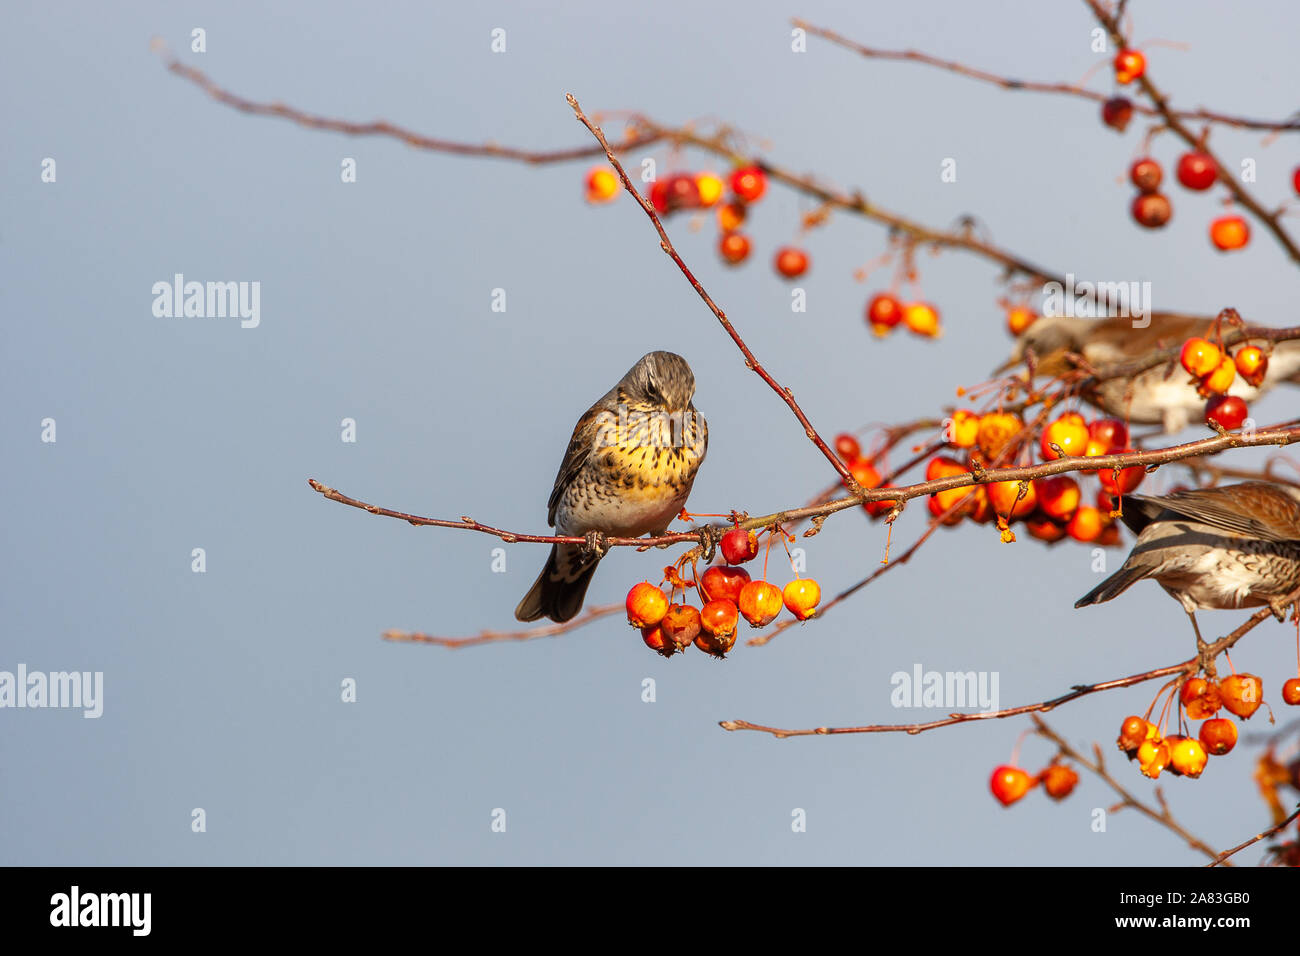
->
{"left": 999, "top": 315, "right": 1300, "bottom": 432}
{"left": 515, "top": 351, "right": 708, "bottom": 624}
{"left": 1075, "top": 482, "right": 1300, "bottom": 639}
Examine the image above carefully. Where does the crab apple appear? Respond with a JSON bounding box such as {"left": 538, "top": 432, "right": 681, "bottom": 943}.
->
{"left": 1118, "top": 715, "right": 1151, "bottom": 754}
{"left": 729, "top": 166, "right": 767, "bottom": 203}
{"left": 720, "top": 528, "right": 760, "bottom": 565}
{"left": 948, "top": 409, "right": 980, "bottom": 448}
{"left": 976, "top": 412, "right": 1024, "bottom": 460}
{"left": 626, "top": 582, "right": 669, "bottom": 628}
{"left": 698, "top": 598, "right": 739, "bottom": 644}
{"left": 1088, "top": 418, "right": 1129, "bottom": 454}
{"left": 1039, "top": 763, "right": 1079, "bottom": 800}
{"left": 719, "top": 232, "right": 751, "bottom": 265}
{"left": 902, "top": 301, "right": 942, "bottom": 338}
{"left": 1198, "top": 717, "right": 1238, "bottom": 755}
{"left": 1067, "top": 506, "right": 1104, "bottom": 542}
{"left": 1167, "top": 736, "right": 1209, "bottom": 778}
{"left": 694, "top": 629, "right": 736, "bottom": 658}
{"left": 1006, "top": 306, "right": 1037, "bottom": 336}
{"left": 1025, "top": 515, "right": 1068, "bottom": 543}
{"left": 987, "top": 479, "right": 1037, "bottom": 520}
{"left": 1205, "top": 395, "right": 1248, "bottom": 430}
{"left": 866, "top": 293, "right": 906, "bottom": 334}
{"left": 1198, "top": 356, "right": 1236, "bottom": 396}
{"left": 1101, "top": 96, "right": 1134, "bottom": 132}
{"left": 1219, "top": 673, "right": 1263, "bottom": 719}
{"left": 1180, "top": 337, "right": 1222, "bottom": 377}
{"left": 700, "top": 564, "right": 750, "bottom": 605}
{"left": 1131, "top": 192, "right": 1172, "bottom": 229}
{"left": 926, "top": 455, "right": 968, "bottom": 481}
{"left": 716, "top": 201, "right": 746, "bottom": 232}
{"left": 774, "top": 247, "right": 809, "bottom": 279}
{"left": 834, "top": 433, "right": 862, "bottom": 461}
{"left": 641, "top": 623, "right": 671, "bottom": 655}
{"left": 1176, "top": 151, "right": 1217, "bottom": 191}
{"left": 782, "top": 578, "right": 821, "bottom": 620}
{"left": 968, "top": 486, "right": 995, "bottom": 525}
{"left": 659, "top": 604, "right": 701, "bottom": 651}
{"left": 1137, "top": 738, "right": 1170, "bottom": 778}
{"left": 694, "top": 171, "right": 725, "bottom": 207}
{"left": 990, "top": 766, "right": 1034, "bottom": 806}
{"left": 849, "top": 458, "right": 882, "bottom": 491}
{"left": 585, "top": 166, "right": 619, "bottom": 203}
{"left": 1129, "top": 157, "right": 1163, "bottom": 193}
{"left": 648, "top": 179, "right": 671, "bottom": 213}
{"left": 1035, "top": 475, "right": 1082, "bottom": 521}
{"left": 864, "top": 486, "right": 898, "bottom": 519}
{"left": 1114, "top": 48, "right": 1146, "bottom": 84}
{"left": 666, "top": 174, "right": 701, "bottom": 211}
{"left": 931, "top": 459, "right": 975, "bottom": 515}
{"left": 1180, "top": 677, "right": 1222, "bottom": 719}
{"left": 1098, "top": 453, "right": 1145, "bottom": 495}
{"left": 737, "top": 580, "right": 783, "bottom": 628}
{"left": 1210, "top": 215, "right": 1250, "bottom": 251}
{"left": 1040, "top": 412, "right": 1089, "bottom": 460}
{"left": 1281, "top": 678, "right": 1300, "bottom": 706}
{"left": 1233, "top": 346, "right": 1269, "bottom": 387}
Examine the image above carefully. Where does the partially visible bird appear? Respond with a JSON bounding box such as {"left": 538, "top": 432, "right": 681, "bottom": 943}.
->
{"left": 1075, "top": 482, "right": 1300, "bottom": 640}
{"left": 999, "top": 314, "right": 1300, "bottom": 432}
{"left": 515, "top": 351, "right": 708, "bottom": 624}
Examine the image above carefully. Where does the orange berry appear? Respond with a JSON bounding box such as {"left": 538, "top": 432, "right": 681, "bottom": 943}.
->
{"left": 864, "top": 485, "right": 898, "bottom": 520}
{"left": 976, "top": 412, "right": 1024, "bottom": 460}
{"left": 866, "top": 293, "right": 906, "bottom": 334}
{"left": 1114, "top": 48, "right": 1146, "bottom": 84}
{"left": 1198, "top": 355, "right": 1236, "bottom": 396}
{"left": 626, "top": 582, "right": 669, "bottom": 628}
{"left": 987, "top": 479, "right": 1037, "bottom": 521}
{"left": 848, "top": 459, "right": 882, "bottom": 490}
{"left": 737, "top": 580, "right": 783, "bottom": 628}
{"left": 1233, "top": 346, "right": 1269, "bottom": 387}
{"left": 990, "top": 765, "right": 1035, "bottom": 806}
{"left": 902, "top": 301, "right": 942, "bottom": 338}
{"left": 716, "top": 201, "right": 746, "bottom": 232}
{"left": 1137, "top": 738, "right": 1170, "bottom": 778}
{"left": 1035, "top": 475, "right": 1081, "bottom": 521}
{"left": 1040, "top": 763, "right": 1079, "bottom": 800}
{"left": 1281, "top": 677, "right": 1300, "bottom": 706}
{"left": 1025, "top": 515, "right": 1068, "bottom": 543}
{"left": 1067, "top": 505, "right": 1104, "bottom": 542}
{"left": 782, "top": 578, "right": 821, "bottom": 621}
{"left": 641, "top": 623, "right": 671, "bottom": 655}
{"left": 1209, "top": 215, "right": 1250, "bottom": 251}
{"left": 1180, "top": 677, "right": 1222, "bottom": 720}
{"left": 699, "top": 565, "right": 750, "bottom": 605}
{"left": 659, "top": 603, "right": 702, "bottom": 652}
{"left": 1006, "top": 306, "right": 1037, "bottom": 336}
{"left": 719, "top": 232, "right": 751, "bottom": 265}
{"left": 948, "top": 409, "right": 980, "bottom": 448}
{"left": 1098, "top": 451, "right": 1145, "bottom": 496}
{"left": 774, "top": 247, "right": 809, "bottom": 279}
{"left": 1180, "top": 338, "right": 1222, "bottom": 377}
{"left": 720, "top": 528, "right": 760, "bottom": 565}
{"left": 585, "top": 166, "right": 620, "bottom": 203}
{"left": 1198, "top": 717, "right": 1238, "bottom": 756}
{"left": 697, "top": 599, "right": 739, "bottom": 656}
{"left": 1040, "top": 413, "right": 1089, "bottom": 460}
{"left": 694, "top": 172, "right": 725, "bottom": 207}
{"left": 729, "top": 166, "right": 767, "bottom": 203}
{"left": 1170, "top": 736, "right": 1209, "bottom": 777}
{"left": 1088, "top": 418, "right": 1129, "bottom": 455}
{"left": 1118, "top": 715, "right": 1149, "bottom": 754}
{"left": 1219, "top": 673, "right": 1263, "bottom": 719}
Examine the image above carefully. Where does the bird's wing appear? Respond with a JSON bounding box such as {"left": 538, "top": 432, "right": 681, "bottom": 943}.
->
{"left": 1144, "top": 483, "right": 1300, "bottom": 542}
{"left": 546, "top": 402, "right": 607, "bottom": 527}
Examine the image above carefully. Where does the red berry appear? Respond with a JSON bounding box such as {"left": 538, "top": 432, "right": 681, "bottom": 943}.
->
{"left": 1199, "top": 717, "right": 1238, "bottom": 755}
{"left": 1114, "top": 49, "right": 1146, "bottom": 84}
{"left": 1035, "top": 475, "right": 1081, "bottom": 521}
{"left": 696, "top": 599, "right": 739, "bottom": 656}
{"left": 648, "top": 180, "right": 671, "bottom": 214}
{"left": 659, "top": 604, "right": 702, "bottom": 652}
{"left": 1282, "top": 678, "right": 1300, "bottom": 706}
{"left": 641, "top": 623, "right": 671, "bottom": 655}
{"left": 1101, "top": 96, "right": 1134, "bottom": 132}
{"left": 1233, "top": 346, "right": 1269, "bottom": 387}
{"left": 1131, "top": 192, "right": 1171, "bottom": 229}
{"left": 719, "top": 232, "right": 751, "bottom": 264}
{"left": 720, "top": 528, "right": 760, "bottom": 565}
{"left": 1088, "top": 418, "right": 1129, "bottom": 454}
{"left": 1129, "top": 157, "right": 1162, "bottom": 193}
{"left": 1294, "top": 165, "right": 1300, "bottom": 196}
{"left": 626, "top": 582, "right": 669, "bottom": 628}
{"left": 989, "top": 766, "right": 1034, "bottom": 806}
{"left": 1176, "top": 152, "right": 1217, "bottom": 191}
{"left": 1219, "top": 673, "right": 1263, "bottom": 719}
{"left": 729, "top": 166, "right": 767, "bottom": 203}
{"left": 738, "top": 580, "right": 783, "bottom": 628}
{"left": 1209, "top": 215, "right": 1250, "bottom": 251}
{"left": 774, "top": 247, "right": 809, "bottom": 279}
{"left": 866, "top": 293, "right": 905, "bottom": 333}
{"left": 1098, "top": 449, "right": 1144, "bottom": 495}
{"left": 834, "top": 433, "right": 861, "bottom": 461}
{"left": 1180, "top": 337, "right": 1222, "bottom": 377}
{"left": 699, "top": 565, "right": 751, "bottom": 605}
{"left": 1205, "top": 395, "right": 1248, "bottom": 430}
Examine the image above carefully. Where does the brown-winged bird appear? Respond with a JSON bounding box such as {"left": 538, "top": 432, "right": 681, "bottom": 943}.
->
{"left": 515, "top": 352, "right": 707, "bottom": 624}
{"left": 1075, "top": 482, "right": 1300, "bottom": 640}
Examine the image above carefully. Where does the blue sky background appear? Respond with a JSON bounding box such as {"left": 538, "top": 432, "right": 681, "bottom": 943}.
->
{"left": 3, "top": 0, "right": 1299, "bottom": 865}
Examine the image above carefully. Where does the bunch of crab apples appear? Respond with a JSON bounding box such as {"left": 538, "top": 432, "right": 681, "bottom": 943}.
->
{"left": 626, "top": 527, "right": 822, "bottom": 659}
{"left": 990, "top": 760, "right": 1080, "bottom": 807}
{"left": 1179, "top": 336, "right": 1266, "bottom": 430}
{"left": 864, "top": 293, "right": 941, "bottom": 339}
{"left": 891, "top": 409, "right": 1139, "bottom": 545}
{"left": 1124, "top": 151, "right": 1251, "bottom": 251}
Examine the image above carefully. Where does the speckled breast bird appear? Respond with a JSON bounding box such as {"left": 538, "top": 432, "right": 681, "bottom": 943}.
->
{"left": 1000, "top": 315, "right": 1300, "bottom": 433}
{"left": 1075, "top": 482, "right": 1300, "bottom": 637}
{"left": 515, "top": 351, "right": 708, "bottom": 624}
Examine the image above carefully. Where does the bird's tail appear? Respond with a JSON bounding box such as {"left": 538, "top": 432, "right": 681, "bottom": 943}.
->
{"left": 514, "top": 543, "right": 600, "bottom": 623}
{"left": 1074, "top": 562, "right": 1148, "bottom": 609}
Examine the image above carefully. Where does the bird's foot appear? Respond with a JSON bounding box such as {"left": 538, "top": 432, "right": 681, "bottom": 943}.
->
{"left": 1268, "top": 598, "right": 1290, "bottom": 623}
{"left": 582, "top": 530, "right": 610, "bottom": 560}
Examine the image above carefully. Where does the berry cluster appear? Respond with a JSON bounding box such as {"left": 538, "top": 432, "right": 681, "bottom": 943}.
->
{"left": 1123, "top": 152, "right": 1256, "bottom": 251}
{"left": 627, "top": 526, "right": 821, "bottom": 659}
{"left": 864, "top": 293, "right": 941, "bottom": 339}
{"left": 1178, "top": 336, "right": 1268, "bottom": 430}
{"left": 990, "top": 761, "right": 1080, "bottom": 807}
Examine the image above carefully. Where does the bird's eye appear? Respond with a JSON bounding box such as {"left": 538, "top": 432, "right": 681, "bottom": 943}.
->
{"left": 646, "top": 383, "right": 661, "bottom": 401}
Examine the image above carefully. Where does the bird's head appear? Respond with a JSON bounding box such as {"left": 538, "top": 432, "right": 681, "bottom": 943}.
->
{"left": 629, "top": 351, "right": 697, "bottom": 412}
{"left": 994, "top": 315, "right": 1088, "bottom": 376}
